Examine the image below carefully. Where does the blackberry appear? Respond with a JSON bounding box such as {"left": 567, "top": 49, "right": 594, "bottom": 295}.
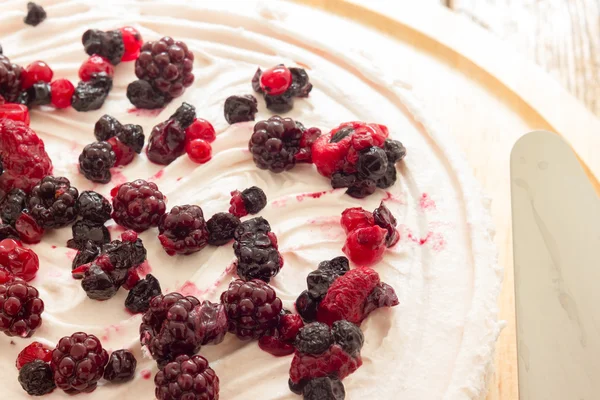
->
{"left": 18, "top": 360, "right": 56, "bottom": 396}
{"left": 196, "top": 300, "right": 228, "bottom": 346}
{"left": 94, "top": 114, "right": 122, "bottom": 141}
{"left": 220, "top": 279, "right": 283, "bottom": 340}
{"left": 383, "top": 139, "right": 406, "bottom": 163}
{"left": 158, "top": 205, "right": 209, "bottom": 255}
{"left": 154, "top": 355, "right": 219, "bottom": 400}
{"left": 111, "top": 179, "right": 166, "bottom": 231}
{"left": 0, "top": 224, "right": 19, "bottom": 240}
{"left": 71, "top": 240, "right": 100, "bottom": 270}
{"left": 24, "top": 2, "right": 46, "bottom": 27}
{"left": 126, "top": 79, "right": 168, "bottom": 109}
{"left": 0, "top": 280, "right": 44, "bottom": 337}
{"left": 233, "top": 217, "right": 282, "bottom": 282}
{"left": 103, "top": 350, "right": 137, "bottom": 383}
{"left": 51, "top": 332, "right": 109, "bottom": 394}
{"left": 251, "top": 68, "right": 262, "bottom": 92}
{"left": 303, "top": 376, "right": 345, "bottom": 400}
{"left": 241, "top": 186, "right": 267, "bottom": 214}
{"left": 71, "top": 73, "right": 113, "bottom": 112}
{"left": 331, "top": 320, "right": 364, "bottom": 357}
{"left": 295, "top": 290, "right": 319, "bottom": 322}
{"left": 0, "top": 54, "right": 24, "bottom": 103}
{"left": 76, "top": 191, "right": 111, "bottom": 223}
{"left": 81, "top": 264, "right": 119, "bottom": 300}
{"left": 28, "top": 176, "right": 79, "bottom": 229}
{"left": 249, "top": 116, "right": 306, "bottom": 173}
{"left": 264, "top": 92, "right": 294, "bottom": 113}
{"left": 66, "top": 219, "right": 110, "bottom": 250}
{"left": 146, "top": 119, "right": 186, "bottom": 165}
{"left": 356, "top": 147, "right": 388, "bottom": 180}
{"left": 169, "top": 102, "right": 196, "bottom": 129}
{"left": 117, "top": 124, "right": 145, "bottom": 153}
{"left": 206, "top": 212, "right": 240, "bottom": 246}
{"left": 289, "top": 67, "right": 312, "bottom": 97}
{"left": 102, "top": 238, "right": 147, "bottom": 271}
{"left": 346, "top": 179, "right": 377, "bottom": 199}
{"left": 373, "top": 202, "right": 398, "bottom": 247}
{"left": 375, "top": 164, "right": 397, "bottom": 189}
{"left": 0, "top": 188, "right": 27, "bottom": 226}
{"left": 79, "top": 141, "right": 116, "bottom": 183}
{"left": 295, "top": 322, "right": 332, "bottom": 355}
{"left": 125, "top": 274, "right": 162, "bottom": 313}
{"left": 26, "top": 82, "right": 51, "bottom": 106}
{"left": 135, "top": 37, "right": 194, "bottom": 100}
{"left": 224, "top": 94, "right": 258, "bottom": 124}
{"left": 319, "top": 256, "right": 350, "bottom": 276}
{"left": 82, "top": 29, "right": 124, "bottom": 65}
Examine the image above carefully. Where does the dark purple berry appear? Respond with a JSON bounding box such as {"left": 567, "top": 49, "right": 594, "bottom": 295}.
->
{"left": 241, "top": 186, "right": 267, "bottom": 214}
{"left": 103, "top": 350, "right": 137, "bottom": 383}
{"left": 18, "top": 360, "right": 56, "bottom": 396}
{"left": 295, "top": 290, "right": 319, "bottom": 322}
{"left": 303, "top": 376, "right": 346, "bottom": 400}
{"left": 78, "top": 141, "right": 116, "bottom": 183}
{"left": 251, "top": 68, "right": 262, "bottom": 93}
{"left": 94, "top": 114, "right": 122, "bottom": 141}
{"left": 81, "top": 264, "right": 119, "bottom": 300}
{"left": 383, "top": 139, "right": 406, "bottom": 163}
{"left": 154, "top": 355, "right": 219, "bottom": 400}
{"left": 330, "top": 172, "right": 357, "bottom": 189}
{"left": 346, "top": 179, "right": 376, "bottom": 199}
{"left": 26, "top": 82, "right": 51, "bottom": 106}
{"left": 356, "top": 147, "right": 388, "bottom": 180}
{"left": 0, "top": 224, "right": 19, "bottom": 240}
{"left": 331, "top": 320, "right": 363, "bottom": 357}
{"left": 66, "top": 219, "right": 110, "bottom": 250}
{"left": 126, "top": 79, "right": 168, "bottom": 109}
{"left": 146, "top": 119, "right": 186, "bottom": 165}
{"left": 224, "top": 94, "right": 258, "bottom": 124}
{"left": 249, "top": 116, "right": 305, "bottom": 173}
{"left": 125, "top": 274, "right": 162, "bottom": 314}
{"left": 373, "top": 201, "right": 398, "bottom": 247}
{"left": 318, "top": 256, "right": 350, "bottom": 276}
{"left": 111, "top": 179, "right": 166, "bottom": 232}
{"left": 362, "top": 282, "right": 399, "bottom": 316}
{"left": 24, "top": 2, "right": 46, "bottom": 27}
{"left": 169, "top": 102, "right": 196, "bottom": 129}
{"left": 264, "top": 92, "right": 293, "bottom": 113}
{"left": 376, "top": 164, "right": 397, "bottom": 189}
{"left": 0, "top": 188, "right": 27, "bottom": 226}
{"left": 0, "top": 280, "right": 44, "bottom": 337}
{"left": 158, "top": 205, "right": 209, "bottom": 256}
{"left": 233, "top": 217, "right": 282, "bottom": 282}
{"left": 288, "top": 67, "right": 312, "bottom": 97}
{"left": 0, "top": 54, "right": 24, "bottom": 103}
{"left": 206, "top": 212, "right": 240, "bottom": 246}
{"left": 82, "top": 29, "right": 124, "bottom": 66}
{"left": 28, "top": 176, "right": 79, "bottom": 229}
{"left": 294, "top": 322, "right": 332, "bottom": 355}
{"left": 72, "top": 240, "right": 101, "bottom": 270}
{"left": 117, "top": 124, "right": 145, "bottom": 153}
{"left": 76, "top": 190, "right": 111, "bottom": 223}
{"left": 71, "top": 73, "right": 113, "bottom": 112}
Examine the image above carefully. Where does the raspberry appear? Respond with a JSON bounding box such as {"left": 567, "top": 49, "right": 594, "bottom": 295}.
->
{"left": 146, "top": 119, "right": 187, "bottom": 165}
{"left": 135, "top": 36, "right": 194, "bottom": 100}
{"left": 186, "top": 118, "right": 216, "bottom": 143}
{"left": 0, "top": 54, "right": 23, "bottom": 103}
{"left": 0, "top": 188, "right": 27, "bottom": 226}
{"left": 81, "top": 29, "right": 124, "bottom": 65}
{"left": 373, "top": 202, "right": 399, "bottom": 247}
{"left": 0, "top": 103, "right": 30, "bottom": 125}
{"left": 0, "top": 238, "right": 39, "bottom": 282}
{"left": 295, "top": 322, "right": 333, "bottom": 355}
{"left": 258, "top": 312, "right": 304, "bottom": 357}
{"left": 295, "top": 126, "right": 322, "bottom": 163}
{"left": 94, "top": 114, "right": 122, "bottom": 141}
{"left": 155, "top": 355, "right": 219, "bottom": 400}
{"left": 120, "top": 26, "right": 143, "bottom": 62}
{"left": 224, "top": 94, "right": 258, "bottom": 124}
{"left": 233, "top": 217, "right": 282, "bottom": 282}
{"left": 302, "top": 376, "right": 346, "bottom": 400}
{"left": 0, "top": 119, "right": 53, "bottom": 199}
{"left": 117, "top": 123, "right": 145, "bottom": 153}
{"left": 206, "top": 212, "right": 240, "bottom": 246}
{"left": 103, "top": 350, "right": 137, "bottom": 383}
{"left": 258, "top": 334, "right": 295, "bottom": 357}
{"left": 252, "top": 66, "right": 312, "bottom": 112}
{"left": 331, "top": 320, "right": 364, "bottom": 357}
{"left": 16, "top": 341, "right": 52, "bottom": 370}
{"left": 71, "top": 72, "right": 113, "bottom": 112}
{"left": 81, "top": 264, "right": 119, "bottom": 300}
{"left": 18, "top": 360, "right": 56, "bottom": 396}
{"left": 289, "top": 344, "right": 362, "bottom": 384}
{"left": 126, "top": 79, "right": 168, "bottom": 109}
{"left": 158, "top": 205, "right": 209, "bottom": 255}
{"left": 108, "top": 136, "right": 135, "bottom": 166}
{"left": 111, "top": 179, "right": 166, "bottom": 231}
{"left": 185, "top": 139, "right": 212, "bottom": 164}
{"left": 78, "top": 141, "right": 116, "bottom": 183}
{"left": 295, "top": 290, "right": 319, "bottom": 322}
{"left": 169, "top": 102, "right": 196, "bottom": 129}
{"left": 229, "top": 186, "right": 267, "bottom": 217}
{"left": 249, "top": 116, "right": 307, "bottom": 173}
{"left": 26, "top": 82, "right": 51, "bottom": 106}
{"left": 66, "top": 219, "right": 110, "bottom": 250}
{"left": 0, "top": 280, "right": 44, "bottom": 337}
{"left": 125, "top": 273, "right": 162, "bottom": 313}
{"left": 279, "top": 313, "right": 304, "bottom": 341}
{"left": 28, "top": 176, "right": 79, "bottom": 229}
{"left": 49, "top": 79, "right": 75, "bottom": 109}
{"left": 76, "top": 190, "right": 111, "bottom": 223}
{"left": 220, "top": 279, "right": 282, "bottom": 340}
{"left": 22, "top": 60, "right": 53, "bottom": 89}
{"left": 340, "top": 207, "right": 374, "bottom": 234}
{"left": 79, "top": 55, "right": 114, "bottom": 82}
{"left": 51, "top": 332, "right": 109, "bottom": 393}
{"left": 14, "top": 213, "right": 44, "bottom": 244}
{"left": 24, "top": 2, "right": 46, "bottom": 26}
{"left": 362, "top": 282, "right": 399, "bottom": 316}
{"left": 342, "top": 225, "right": 387, "bottom": 266}
{"left": 0, "top": 224, "right": 19, "bottom": 241}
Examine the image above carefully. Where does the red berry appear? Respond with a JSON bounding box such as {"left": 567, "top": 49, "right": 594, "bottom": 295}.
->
{"left": 122, "top": 269, "right": 140, "bottom": 291}
{"left": 342, "top": 225, "right": 387, "bottom": 267}
{"left": 186, "top": 118, "right": 216, "bottom": 143}
{"left": 340, "top": 207, "right": 375, "bottom": 234}
{"left": 258, "top": 335, "right": 295, "bottom": 357}
{"left": 279, "top": 313, "right": 304, "bottom": 341}
{"left": 0, "top": 104, "right": 30, "bottom": 125}
{"left": 0, "top": 267, "right": 13, "bottom": 284}
{"left": 120, "top": 26, "right": 143, "bottom": 62}
{"left": 228, "top": 190, "right": 247, "bottom": 218}
{"left": 121, "top": 230, "right": 138, "bottom": 242}
{"left": 0, "top": 239, "right": 39, "bottom": 282}
{"left": 49, "top": 79, "right": 75, "bottom": 109}
{"left": 0, "top": 95, "right": 5, "bottom": 105}
{"left": 14, "top": 213, "right": 44, "bottom": 244}
{"left": 16, "top": 342, "right": 52, "bottom": 370}
{"left": 289, "top": 344, "right": 362, "bottom": 384}
{"left": 260, "top": 65, "right": 292, "bottom": 96}
{"left": 22, "top": 61, "right": 53, "bottom": 90}
{"left": 107, "top": 137, "right": 135, "bottom": 167}
{"left": 79, "top": 55, "right": 114, "bottom": 82}
{"left": 185, "top": 139, "right": 212, "bottom": 164}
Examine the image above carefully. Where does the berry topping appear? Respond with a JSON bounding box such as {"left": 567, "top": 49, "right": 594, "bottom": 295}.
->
{"left": 155, "top": 355, "right": 219, "bottom": 400}
{"left": 146, "top": 118, "right": 187, "bottom": 165}
{"left": 0, "top": 280, "right": 44, "bottom": 337}
{"left": 0, "top": 266, "right": 12, "bottom": 284}
{"left": 260, "top": 64, "right": 292, "bottom": 96}
{"left": 81, "top": 29, "right": 124, "bottom": 65}
{"left": 252, "top": 66, "right": 312, "bottom": 112}
{"left": 81, "top": 264, "right": 119, "bottom": 300}
{"left": 169, "top": 102, "right": 196, "bottom": 129}
{"left": 24, "top": 2, "right": 47, "bottom": 26}
{"left": 0, "top": 238, "right": 39, "bottom": 282}
{"left": 22, "top": 60, "right": 53, "bottom": 89}
{"left": 67, "top": 219, "right": 110, "bottom": 250}
{"left": 229, "top": 186, "right": 267, "bottom": 218}
{"left": 307, "top": 257, "right": 350, "bottom": 300}
{"left": 126, "top": 79, "right": 168, "bottom": 109}
{"left": 373, "top": 202, "right": 399, "bottom": 247}
{"left": 279, "top": 313, "right": 305, "bottom": 341}
{"left": 51, "top": 332, "right": 109, "bottom": 394}
{"left": 0, "top": 188, "right": 27, "bottom": 226}
{"left": 0, "top": 55, "right": 24, "bottom": 103}
{"left": 16, "top": 341, "right": 53, "bottom": 370}
{"left": 258, "top": 311, "right": 304, "bottom": 357}
{"left": 220, "top": 279, "right": 283, "bottom": 340}
{"left": 76, "top": 191, "right": 111, "bottom": 223}
{"left": 14, "top": 213, "right": 44, "bottom": 244}
{"left": 108, "top": 136, "right": 135, "bottom": 166}
{"left": 384, "top": 138, "right": 407, "bottom": 163}
{"left": 79, "top": 55, "right": 114, "bottom": 82}
{"left": 289, "top": 344, "right": 362, "bottom": 384}
{"left": 18, "top": 360, "right": 56, "bottom": 396}
{"left": 94, "top": 114, "right": 122, "bottom": 141}
{"left": 102, "top": 236, "right": 147, "bottom": 272}
{"left": 49, "top": 78, "right": 75, "bottom": 109}
{"left": 118, "top": 123, "right": 145, "bottom": 153}
{"left": 0, "top": 103, "right": 30, "bottom": 125}
{"left": 342, "top": 225, "right": 387, "bottom": 266}
{"left": 302, "top": 376, "right": 346, "bottom": 400}
{"left": 25, "top": 82, "right": 51, "bottom": 106}
{"left": 331, "top": 320, "right": 364, "bottom": 357}
{"left": 158, "top": 205, "right": 209, "bottom": 255}
{"left": 356, "top": 146, "right": 388, "bottom": 180}
{"left": 103, "top": 350, "right": 137, "bottom": 383}
{"left": 295, "top": 322, "right": 333, "bottom": 355}
{"left": 0, "top": 224, "right": 19, "bottom": 241}
{"left": 295, "top": 290, "right": 319, "bottom": 322}
{"left": 135, "top": 36, "right": 194, "bottom": 101}
{"left": 71, "top": 72, "right": 113, "bottom": 112}
{"left": 340, "top": 207, "right": 374, "bottom": 234}
{"left": 224, "top": 94, "right": 258, "bottom": 124}
{"left": 258, "top": 334, "right": 295, "bottom": 357}
{"left": 71, "top": 240, "right": 100, "bottom": 270}
{"left": 288, "top": 67, "right": 313, "bottom": 97}
{"left": 233, "top": 217, "right": 283, "bottom": 282}
{"left": 295, "top": 126, "right": 322, "bottom": 163}
{"left": 120, "top": 26, "right": 143, "bottom": 62}
{"left": 125, "top": 273, "right": 162, "bottom": 313}
{"left": 206, "top": 212, "right": 240, "bottom": 246}
{"left": 28, "top": 176, "right": 79, "bottom": 229}
{"left": 111, "top": 179, "right": 166, "bottom": 232}
{"left": 185, "top": 139, "right": 212, "bottom": 164}
{"left": 78, "top": 141, "right": 116, "bottom": 183}
{"left": 186, "top": 118, "right": 216, "bottom": 143}
{"left": 362, "top": 282, "right": 399, "bottom": 316}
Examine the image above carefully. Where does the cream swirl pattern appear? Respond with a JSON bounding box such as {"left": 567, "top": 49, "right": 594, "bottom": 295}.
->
{"left": 0, "top": 1, "right": 502, "bottom": 399}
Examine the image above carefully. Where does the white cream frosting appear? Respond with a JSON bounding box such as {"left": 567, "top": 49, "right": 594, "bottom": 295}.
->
{"left": 0, "top": 1, "right": 502, "bottom": 399}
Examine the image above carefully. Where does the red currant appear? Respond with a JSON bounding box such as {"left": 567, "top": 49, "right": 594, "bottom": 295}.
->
{"left": 78, "top": 55, "right": 114, "bottom": 82}
{"left": 120, "top": 26, "right": 143, "bottom": 62}
{"left": 107, "top": 137, "right": 135, "bottom": 167}
{"left": 21, "top": 61, "right": 53, "bottom": 89}
{"left": 50, "top": 79, "right": 75, "bottom": 109}
{"left": 0, "top": 239, "right": 39, "bottom": 282}
{"left": 16, "top": 342, "right": 53, "bottom": 370}
{"left": 185, "top": 139, "right": 212, "bottom": 163}
{"left": 186, "top": 118, "right": 216, "bottom": 143}
{"left": 0, "top": 104, "right": 30, "bottom": 125}
{"left": 260, "top": 65, "right": 292, "bottom": 96}
{"left": 14, "top": 213, "right": 44, "bottom": 244}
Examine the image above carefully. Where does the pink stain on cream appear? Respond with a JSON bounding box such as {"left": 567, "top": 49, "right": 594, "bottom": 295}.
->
{"left": 400, "top": 225, "right": 445, "bottom": 251}
{"left": 134, "top": 261, "right": 152, "bottom": 278}
{"left": 274, "top": 190, "right": 334, "bottom": 207}
{"left": 178, "top": 263, "right": 236, "bottom": 297}
{"left": 141, "top": 370, "right": 152, "bottom": 380}
{"left": 101, "top": 324, "right": 122, "bottom": 342}
{"left": 150, "top": 170, "right": 164, "bottom": 181}
{"left": 419, "top": 193, "right": 436, "bottom": 211}
{"left": 127, "top": 107, "right": 164, "bottom": 117}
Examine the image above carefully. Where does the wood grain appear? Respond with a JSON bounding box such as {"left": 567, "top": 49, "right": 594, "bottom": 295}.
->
{"left": 445, "top": 0, "right": 600, "bottom": 117}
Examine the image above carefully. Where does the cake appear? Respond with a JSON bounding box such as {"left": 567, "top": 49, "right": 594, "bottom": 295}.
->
{"left": 0, "top": 1, "right": 502, "bottom": 399}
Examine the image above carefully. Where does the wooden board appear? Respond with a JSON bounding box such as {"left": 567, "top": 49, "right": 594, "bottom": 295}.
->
{"left": 292, "top": 1, "right": 600, "bottom": 399}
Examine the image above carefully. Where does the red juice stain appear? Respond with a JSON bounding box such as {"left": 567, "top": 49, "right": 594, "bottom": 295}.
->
{"left": 141, "top": 370, "right": 152, "bottom": 380}
{"left": 272, "top": 198, "right": 287, "bottom": 208}
{"left": 150, "top": 170, "right": 164, "bottom": 181}
{"left": 51, "top": 245, "right": 56, "bottom": 249}
{"left": 419, "top": 193, "right": 436, "bottom": 211}
{"left": 295, "top": 190, "right": 332, "bottom": 202}
{"left": 108, "top": 224, "right": 126, "bottom": 234}
{"left": 127, "top": 107, "right": 164, "bottom": 117}
{"left": 179, "top": 281, "right": 202, "bottom": 297}
{"left": 65, "top": 249, "right": 78, "bottom": 261}
{"left": 383, "top": 191, "right": 405, "bottom": 204}
{"left": 109, "top": 169, "right": 128, "bottom": 186}
{"left": 177, "top": 177, "right": 182, "bottom": 181}
{"left": 135, "top": 261, "right": 152, "bottom": 277}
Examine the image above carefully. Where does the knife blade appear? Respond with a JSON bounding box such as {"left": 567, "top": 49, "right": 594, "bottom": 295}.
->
{"left": 511, "top": 130, "right": 600, "bottom": 400}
